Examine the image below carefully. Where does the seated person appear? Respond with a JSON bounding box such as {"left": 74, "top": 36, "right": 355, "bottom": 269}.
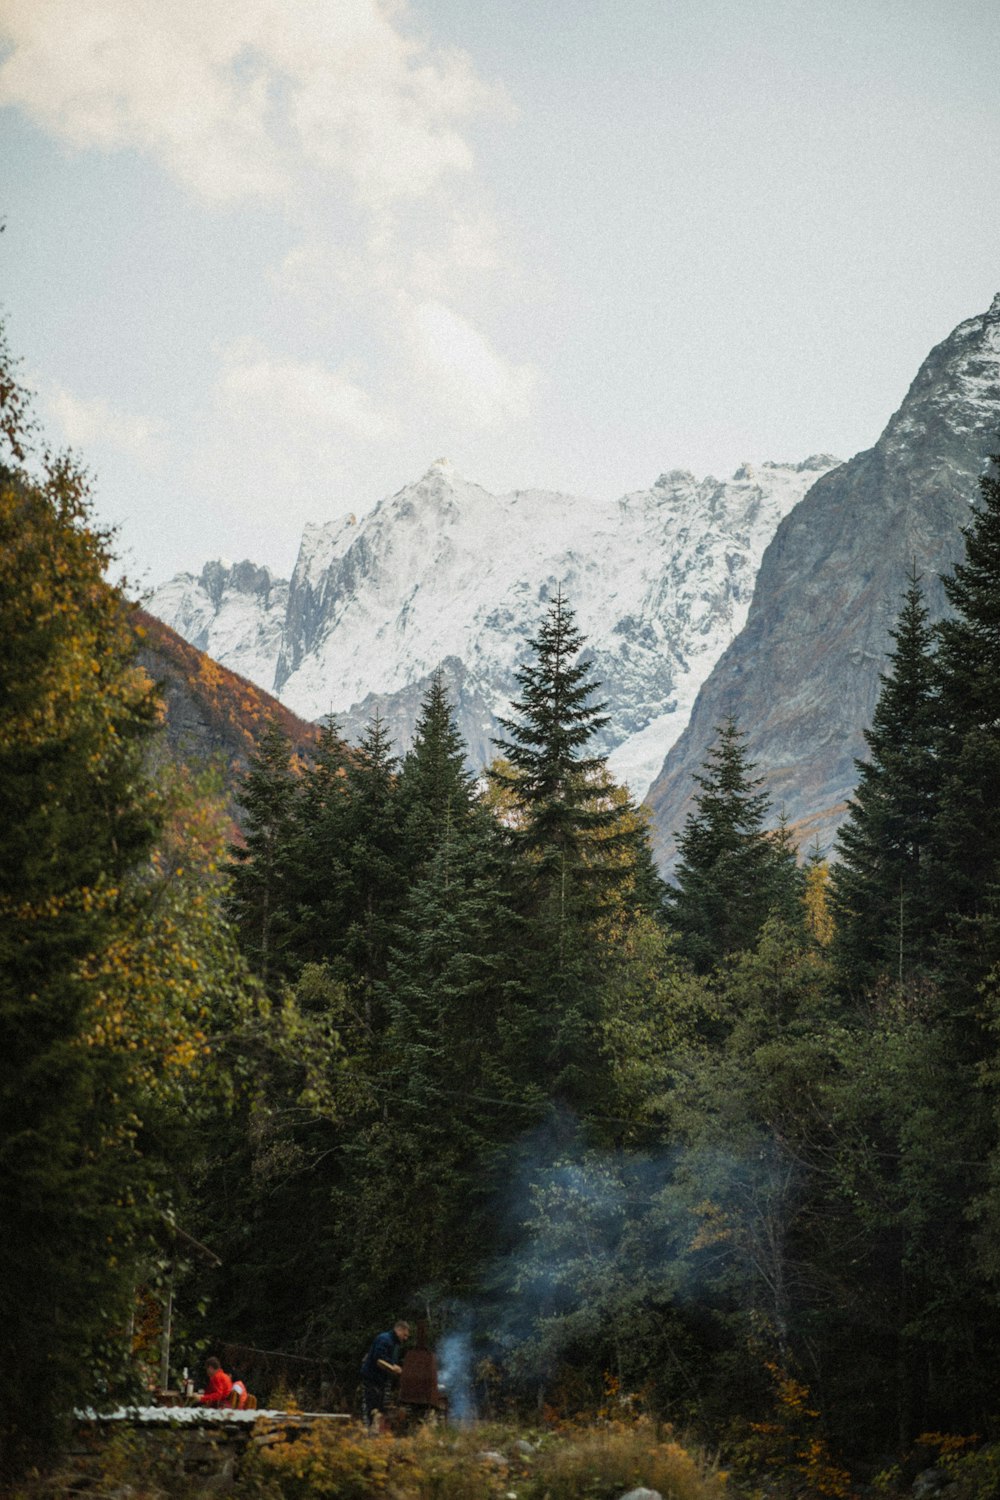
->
{"left": 198, "top": 1356, "right": 233, "bottom": 1407}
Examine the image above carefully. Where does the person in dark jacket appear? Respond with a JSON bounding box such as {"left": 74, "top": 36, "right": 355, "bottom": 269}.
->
{"left": 360, "top": 1320, "right": 410, "bottom": 1430}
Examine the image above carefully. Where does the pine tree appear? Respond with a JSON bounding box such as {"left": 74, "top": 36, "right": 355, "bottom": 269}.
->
{"left": 491, "top": 588, "right": 619, "bottom": 869}
{"left": 226, "top": 717, "right": 301, "bottom": 991}
{"left": 282, "top": 716, "right": 354, "bottom": 970}
{"left": 397, "top": 671, "right": 476, "bottom": 874}
{"left": 0, "top": 332, "right": 162, "bottom": 1473}
{"left": 665, "top": 718, "right": 784, "bottom": 971}
{"left": 768, "top": 810, "right": 807, "bottom": 932}
{"left": 488, "top": 591, "right": 641, "bottom": 1115}
{"left": 343, "top": 814, "right": 517, "bottom": 1315}
{"left": 340, "top": 713, "right": 405, "bottom": 997}
{"left": 832, "top": 568, "right": 940, "bottom": 991}
{"left": 925, "top": 451, "right": 1000, "bottom": 985}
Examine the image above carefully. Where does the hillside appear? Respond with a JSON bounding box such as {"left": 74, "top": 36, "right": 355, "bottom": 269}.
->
{"left": 133, "top": 607, "right": 321, "bottom": 820}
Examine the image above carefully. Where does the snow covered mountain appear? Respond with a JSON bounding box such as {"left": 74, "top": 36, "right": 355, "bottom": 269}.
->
{"left": 147, "top": 559, "right": 289, "bottom": 696}
{"left": 647, "top": 291, "right": 1000, "bottom": 866}
{"left": 147, "top": 455, "right": 838, "bottom": 799}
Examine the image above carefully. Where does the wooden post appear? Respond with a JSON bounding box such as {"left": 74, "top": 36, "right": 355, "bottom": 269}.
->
{"left": 159, "top": 1263, "right": 174, "bottom": 1392}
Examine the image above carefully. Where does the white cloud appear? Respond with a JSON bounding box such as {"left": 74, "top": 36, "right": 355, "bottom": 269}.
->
{"left": 218, "top": 344, "right": 393, "bottom": 441}
{"left": 0, "top": 0, "right": 283, "bottom": 200}
{"left": 49, "top": 385, "right": 164, "bottom": 457}
{"left": 3, "top": 1, "right": 540, "bottom": 488}
{"left": 180, "top": 342, "right": 405, "bottom": 565}
{"left": 403, "top": 298, "right": 537, "bottom": 428}
{"left": 0, "top": 0, "right": 504, "bottom": 208}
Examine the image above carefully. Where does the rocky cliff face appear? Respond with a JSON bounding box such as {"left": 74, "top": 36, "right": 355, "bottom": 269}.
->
{"left": 646, "top": 293, "right": 1000, "bottom": 870}
{"left": 145, "top": 560, "right": 289, "bottom": 697}
{"left": 147, "top": 457, "right": 835, "bottom": 798}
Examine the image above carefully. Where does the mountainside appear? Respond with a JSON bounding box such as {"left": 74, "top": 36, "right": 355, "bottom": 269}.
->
{"left": 647, "top": 292, "right": 1000, "bottom": 869}
{"left": 133, "top": 607, "right": 320, "bottom": 823}
{"left": 147, "top": 455, "right": 836, "bottom": 798}
{"left": 145, "top": 560, "right": 289, "bottom": 694}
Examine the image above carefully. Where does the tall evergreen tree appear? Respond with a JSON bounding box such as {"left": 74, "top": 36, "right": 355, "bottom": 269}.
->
{"left": 665, "top": 718, "right": 785, "bottom": 971}
{"left": 491, "top": 588, "right": 619, "bottom": 869}
{"left": 832, "top": 568, "right": 940, "bottom": 991}
{"left": 397, "top": 671, "right": 476, "bottom": 873}
{"left": 925, "top": 451, "right": 1000, "bottom": 986}
{"left": 282, "top": 716, "right": 354, "bottom": 971}
{"left": 0, "top": 330, "right": 168, "bottom": 1473}
{"left": 338, "top": 814, "right": 518, "bottom": 1320}
{"left": 340, "top": 714, "right": 405, "bottom": 998}
{"left": 768, "top": 810, "right": 808, "bottom": 933}
{"left": 226, "top": 717, "right": 301, "bottom": 992}
{"left": 489, "top": 591, "right": 644, "bottom": 1115}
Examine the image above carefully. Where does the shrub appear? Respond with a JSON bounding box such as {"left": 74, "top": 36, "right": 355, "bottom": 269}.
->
{"left": 525, "top": 1418, "right": 727, "bottom": 1500}
{"left": 242, "top": 1423, "right": 392, "bottom": 1500}
{"left": 237, "top": 1416, "right": 727, "bottom": 1500}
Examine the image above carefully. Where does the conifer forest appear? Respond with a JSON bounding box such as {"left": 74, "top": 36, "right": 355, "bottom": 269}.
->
{"left": 6, "top": 320, "right": 1000, "bottom": 1497}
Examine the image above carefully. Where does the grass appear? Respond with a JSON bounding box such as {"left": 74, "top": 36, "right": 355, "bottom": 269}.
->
{"left": 239, "top": 1415, "right": 729, "bottom": 1500}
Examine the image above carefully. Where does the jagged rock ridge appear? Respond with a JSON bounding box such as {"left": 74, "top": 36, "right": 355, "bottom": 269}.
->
{"left": 147, "top": 456, "right": 836, "bottom": 798}
{"left": 646, "top": 292, "right": 1000, "bottom": 870}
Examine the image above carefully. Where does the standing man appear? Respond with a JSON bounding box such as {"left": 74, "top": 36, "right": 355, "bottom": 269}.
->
{"left": 360, "top": 1320, "right": 410, "bottom": 1432}
{"left": 198, "top": 1356, "right": 233, "bottom": 1407}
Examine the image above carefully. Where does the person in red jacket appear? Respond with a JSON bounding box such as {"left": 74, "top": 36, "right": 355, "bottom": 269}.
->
{"left": 198, "top": 1357, "right": 233, "bottom": 1407}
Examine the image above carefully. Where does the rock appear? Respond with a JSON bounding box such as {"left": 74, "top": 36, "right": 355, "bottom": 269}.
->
{"left": 648, "top": 292, "right": 1000, "bottom": 869}
{"left": 149, "top": 457, "right": 836, "bottom": 804}
{"left": 476, "top": 1450, "right": 509, "bottom": 1468}
{"left": 619, "top": 1488, "right": 663, "bottom": 1500}
{"left": 912, "top": 1467, "right": 951, "bottom": 1498}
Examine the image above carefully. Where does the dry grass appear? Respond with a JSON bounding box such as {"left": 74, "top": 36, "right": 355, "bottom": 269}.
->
{"left": 242, "top": 1415, "right": 728, "bottom": 1500}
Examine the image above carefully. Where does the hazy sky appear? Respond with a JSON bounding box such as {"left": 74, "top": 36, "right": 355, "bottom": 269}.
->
{"left": 2, "top": 0, "right": 999, "bottom": 589}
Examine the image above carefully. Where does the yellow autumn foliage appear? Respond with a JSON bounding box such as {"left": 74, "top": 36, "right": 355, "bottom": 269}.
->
{"left": 243, "top": 1416, "right": 728, "bottom": 1500}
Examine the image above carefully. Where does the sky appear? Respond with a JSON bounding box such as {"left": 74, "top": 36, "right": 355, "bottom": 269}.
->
{"left": 1, "top": 0, "right": 999, "bottom": 592}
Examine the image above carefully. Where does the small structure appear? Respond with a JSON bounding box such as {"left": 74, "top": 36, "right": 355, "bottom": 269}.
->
{"left": 397, "top": 1321, "right": 445, "bottom": 1423}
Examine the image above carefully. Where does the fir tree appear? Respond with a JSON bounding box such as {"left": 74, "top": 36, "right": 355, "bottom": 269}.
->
{"left": 396, "top": 671, "right": 476, "bottom": 874}
{"left": 345, "top": 814, "right": 517, "bottom": 1314}
{"left": 489, "top": 591, "right": 642, "bottom": 1115}
{"left": 832, "top": 568, "right": 940, "bottom": 991}
{"left": 226, "top": 717, "right": 301, "bottom": 991}
{"left": 925, "top": 451, "right": 1000, "bottom": 984}
{"left": 340, "top": 713, "right": 405, "bottom": 997}
{"left": 491, "top": 588, "right": 619, "bottom": 869}
{"left": 282, "top": 716, "right": 354, "bottom": 971}
{"left": 0, "top": 332, "right": 160, "bottom": 1473}
{"left": 768, "top": 810, "right": 807, "bottom": 932}
{"left": 665, "top": 718, "right": 784, "bottom": 971}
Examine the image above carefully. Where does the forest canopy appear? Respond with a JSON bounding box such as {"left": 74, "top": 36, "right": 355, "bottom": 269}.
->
{"left": 5, "top": 316, "right": 1000, "bottom": 1492}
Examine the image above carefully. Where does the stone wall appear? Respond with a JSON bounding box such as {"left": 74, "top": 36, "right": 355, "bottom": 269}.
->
{"left": 64, "top": 1409, "right": 353, "bottom": 1493}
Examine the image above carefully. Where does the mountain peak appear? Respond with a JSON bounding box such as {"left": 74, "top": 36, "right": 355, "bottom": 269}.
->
{"left": 423, "top": 457, "right": 458, "bottom": 481}
{"left": 646, "top": 294, "right": 1000, "bottom": 871}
